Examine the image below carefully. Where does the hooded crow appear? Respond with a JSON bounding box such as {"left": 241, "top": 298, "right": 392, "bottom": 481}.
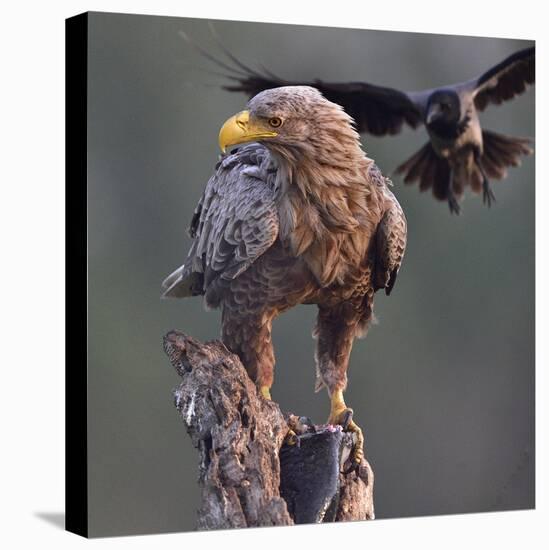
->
{"left": 211, "top": 41, "right": 534, "bottom": 214}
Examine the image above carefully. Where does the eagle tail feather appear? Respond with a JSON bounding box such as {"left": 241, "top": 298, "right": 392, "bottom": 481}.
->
{"left": 161, "top": 266, "right": 203, "bottom": 298}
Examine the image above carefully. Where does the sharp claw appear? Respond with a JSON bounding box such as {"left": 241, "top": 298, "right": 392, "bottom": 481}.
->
{"left": 448, "top": 195, "right": 461, "bottom": 215}
{"left": 342, "top": 459, "right": 359, "bottom": 475}
{"left": 341, "top": 444, "right": 363, "bottom": 474}
{"left": 340, "top": 408, "right": 353, "bottom": 430}
{"left": 329, "top": 412, "right": 364, "bottom": 473}
{"left": 346, "top": 420, "right": 364, "bottom": 470}
{"left": 482, "top": 178, "right": 496, "bottom": 208}
{"left": 328, "top": 392, "right": 365, "bottom": 474}
{"left": 483, "top": 188, "right": 496, "bottom": 208}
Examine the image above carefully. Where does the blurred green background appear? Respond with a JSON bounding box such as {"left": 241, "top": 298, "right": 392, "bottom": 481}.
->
{"left": 86, "top": 12, "right": 534, "bottom": 537}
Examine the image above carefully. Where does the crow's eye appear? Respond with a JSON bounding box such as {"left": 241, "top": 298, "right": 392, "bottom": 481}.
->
{"left": 268, "top": 117, "right": 282, "bottom": 128}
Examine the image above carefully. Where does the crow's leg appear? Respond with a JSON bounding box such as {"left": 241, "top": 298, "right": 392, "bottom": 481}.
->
{"left": 447, "top": 168, "right": 461, "bottom": 215}
{"left": 315, "top": 304, "right": 367, "bottom": 470}
{"left": 475, "top": 151, "right": 496, "bottom": 207}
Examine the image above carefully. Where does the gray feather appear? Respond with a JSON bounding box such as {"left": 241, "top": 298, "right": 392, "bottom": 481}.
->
{"left": 161, "top": 144, "right": 280, "bottom": 299}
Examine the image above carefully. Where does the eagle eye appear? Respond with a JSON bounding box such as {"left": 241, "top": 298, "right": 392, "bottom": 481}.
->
{"left": 268, "top": 117, "right": 283, "bottom": 128}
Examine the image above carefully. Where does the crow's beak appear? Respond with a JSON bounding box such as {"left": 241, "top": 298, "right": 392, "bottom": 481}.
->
{"left": 426, "top": 103, "right": 442, "bottom": 125}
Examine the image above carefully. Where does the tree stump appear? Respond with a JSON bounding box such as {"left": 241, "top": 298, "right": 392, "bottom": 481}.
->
{"left": 163, "top": 330, "right": 374, "bottom": 530}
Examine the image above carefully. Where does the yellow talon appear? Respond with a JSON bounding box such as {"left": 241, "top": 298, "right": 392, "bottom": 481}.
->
{"left": 327, "top": 389, "right": 364, "bottom": 467}
{"left": 259, "top": 386, "right": 272, "bottom": 400}
{"left": 284, "top": 428, "right": 298, "bottom": 446}
{"left": 327, "top": 389, "right": 348, "bottom": 425}
{"left": 347, "top": 420, "right": 364, "bottom": 465}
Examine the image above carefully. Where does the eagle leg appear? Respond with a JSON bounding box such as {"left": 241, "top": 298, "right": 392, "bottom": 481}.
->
{"left": 221, "top": 309, "right": 302, "bottom": 445}
{"left": 327, "top": 389, "right": 364, "bottom": 471}
{"left": 259, "top": 386, "right": 272, "bottom": 400}
{"left": 221, "top": 309, "right": 277, "bottom": 393}
{"left": 315, "top": 305, "right": 368, "bottom": 471}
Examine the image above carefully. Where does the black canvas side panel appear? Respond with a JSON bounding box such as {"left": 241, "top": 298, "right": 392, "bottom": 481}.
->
{"left": 65, "top": 12, "right": 88, "bottom": 538}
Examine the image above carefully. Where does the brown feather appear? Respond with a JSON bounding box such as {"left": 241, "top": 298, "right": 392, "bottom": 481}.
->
{"left": 164, "top": 86, "right": 406, "bottom": 397}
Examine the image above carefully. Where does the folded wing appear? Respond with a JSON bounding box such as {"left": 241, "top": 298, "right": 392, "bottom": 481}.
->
{"left": 374, "top": 188, "right": 407, "bottom": 296}
{"left": 162, "top": 144, "right": 280, "bottom": 302}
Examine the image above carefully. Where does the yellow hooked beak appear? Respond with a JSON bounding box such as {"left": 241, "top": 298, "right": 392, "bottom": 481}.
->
{"left": 218, "top": 110, "right": 278, "bottom": 153}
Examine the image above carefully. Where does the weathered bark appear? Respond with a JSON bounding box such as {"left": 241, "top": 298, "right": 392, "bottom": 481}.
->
{"left": 163, "top": 330, "right": 374, "bottom": 530}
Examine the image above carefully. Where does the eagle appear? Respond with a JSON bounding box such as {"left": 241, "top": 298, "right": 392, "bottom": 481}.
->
{"left": 212, "top": 41, "right": 534, "bottom": 214}
{"left": 162, "top": 86, "right": 407, "bottom": 467}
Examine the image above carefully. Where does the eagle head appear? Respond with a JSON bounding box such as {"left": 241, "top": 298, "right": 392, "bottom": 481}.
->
{"left": 218, "top": 86, "right": 359, "bottom": 155}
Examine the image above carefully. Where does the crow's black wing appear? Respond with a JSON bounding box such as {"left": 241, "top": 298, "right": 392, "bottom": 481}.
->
{"left": 183, "top": 28, "right": 423, "bottom": 136}
{"left": 472, "top": 46, "right": 535, "bottom": 111}
{"left": 225, "top": 74, "right": 423, "bottom": 136}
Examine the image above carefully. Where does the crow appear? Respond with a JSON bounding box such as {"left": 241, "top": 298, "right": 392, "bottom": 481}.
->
{"left": 200, "top": 35, "right": 534, "bottom": 214}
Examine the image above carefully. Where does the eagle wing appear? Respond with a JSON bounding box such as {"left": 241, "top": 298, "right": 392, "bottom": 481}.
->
{"left": 162, "top": 144, "right": 279, "bottom": 299}
{"left": 374, "top": 187, "right": 407, "bottom": 296}
{"left": 470, "top": 46, "right": 535, "bottom": 111}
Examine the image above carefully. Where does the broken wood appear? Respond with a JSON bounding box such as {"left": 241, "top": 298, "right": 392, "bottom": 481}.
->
{"left": 163, "top": 330, "right": 374, "bottom": 530}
